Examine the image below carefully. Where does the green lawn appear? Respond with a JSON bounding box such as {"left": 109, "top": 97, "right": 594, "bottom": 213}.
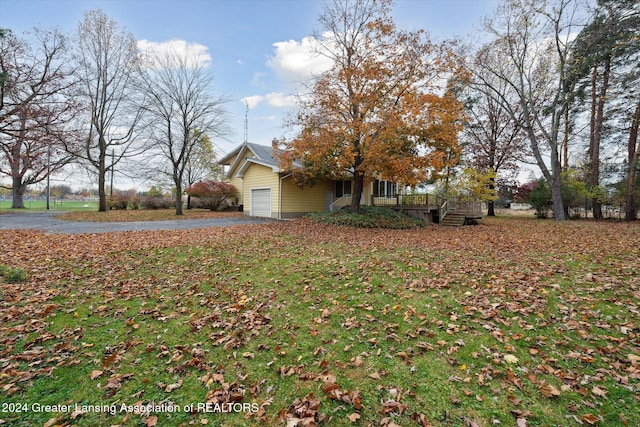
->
{"left": 0, "top": 199, "right": 98, "bottom": 211}
{"left": 0, "top": 217, "right": 638, "bottom": 426}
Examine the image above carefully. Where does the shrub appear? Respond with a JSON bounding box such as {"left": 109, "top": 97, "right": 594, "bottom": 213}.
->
{"left": 186, "top": 181, "right": 237, "bottom": 211}
{"left": 529, "top": 179, "right": 552, "bottom": 219}
{"left": 108, "top": 193, "right": 129, "bottom": 210}
{"left": 142, "top": 196, "right": 174, "bottom": 210}
{"left": 129, "top": 195, "right": 141, "bottom": 210}
{"left": 307, "top": 206, "right": 425, "bottom": 229}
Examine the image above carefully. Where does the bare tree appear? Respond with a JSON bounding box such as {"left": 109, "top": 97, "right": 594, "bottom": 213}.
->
{"left": 72, "top": 9, "right": 145, "bottom": 212}
{"left": 474, "top": 0, "right": 588, "bottom": 220}
{"left": 138, "top": 45, "right": 229, "bottom": 215}
{"left": 0, "top": 28, "right": 80, "bottom": 208}
{"left": 185, "top": 129, "right": 221, "bottom": 209}
{"left": 462, "top": 61, "right": 527, "bottom": 216}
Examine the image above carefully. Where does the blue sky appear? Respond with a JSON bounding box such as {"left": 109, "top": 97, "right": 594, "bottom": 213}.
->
{"left": 1, "top": 0, "right": 499, "bottom": 158}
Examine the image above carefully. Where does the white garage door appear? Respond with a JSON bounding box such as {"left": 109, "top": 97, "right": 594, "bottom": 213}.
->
{"left": 250, "top": 188, "right": 271, "bottom": 217}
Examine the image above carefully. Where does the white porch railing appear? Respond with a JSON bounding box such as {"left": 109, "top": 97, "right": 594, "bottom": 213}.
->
{"left": 329, "top": 194, "right": 352, "bottom": 211}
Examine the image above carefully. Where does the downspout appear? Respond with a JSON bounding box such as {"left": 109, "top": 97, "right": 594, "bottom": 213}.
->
{"left": 279, "top": 172, "right": 293, "bottom": 220}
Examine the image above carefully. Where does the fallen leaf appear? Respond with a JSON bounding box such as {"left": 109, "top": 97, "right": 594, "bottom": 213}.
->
{"left": 504, "top": 354, "right": 519, "bottom": 364}
{"left": 582, "top": 413, "right": 599, "bottom": 425}
{"left": 165, "top": 379, "right": 183, "bottom": 392}
{"left": 43, "top": 418, "right": 61, "bottom": 427}
{"left": 591, "top": 386, "right": 607, "bottom": 399}
{"left": 537, "top": 381, "right": 561, "bottom": 398}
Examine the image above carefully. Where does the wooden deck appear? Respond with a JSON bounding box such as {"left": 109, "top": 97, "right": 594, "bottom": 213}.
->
{"left": 371, "top": 194, "right": 484, "bottom": 225}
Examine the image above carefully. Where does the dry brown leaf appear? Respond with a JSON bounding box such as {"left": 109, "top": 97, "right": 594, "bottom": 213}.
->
{"left": 537, "top": 381, "right": 561, "bottom": 398}
{"left": 165, "top": 379, "right": 183, "bottom": 392}
{"left": 347, "top": 412, "right": 361, "bottom": 422}
{"left": 43, "top": 418, "right": 61, "bottom": 427}
{"left": 591, "top": 386, "right": 607, "bottom": 399}
{"left": 582, "top": 413, "right": 599, "bottom": 425}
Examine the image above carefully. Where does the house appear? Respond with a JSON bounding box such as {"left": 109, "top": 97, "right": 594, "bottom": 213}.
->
{"left": 219, "top": 141, "right": 483, "bottom": 223}
{"left": 219, "top": 141, "right": 399, "bottom": 219}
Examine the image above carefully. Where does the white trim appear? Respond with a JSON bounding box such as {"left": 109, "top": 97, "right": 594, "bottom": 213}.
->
{"left": 235, "top": 158, "right": 280, "bottom": 178}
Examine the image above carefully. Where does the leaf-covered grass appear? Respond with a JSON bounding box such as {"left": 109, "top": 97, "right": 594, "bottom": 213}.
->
{"left": 308, "top": 206, "right": 426, "bottom": 229}
{"left": 56, "top": 208, "right": 243, "bottom": 222}
{"left": 0, "top": 217, "right": 638, "bottom": 426}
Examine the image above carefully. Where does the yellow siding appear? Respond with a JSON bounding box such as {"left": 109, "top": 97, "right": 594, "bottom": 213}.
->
{"left": 226, "top": 152, "right": 253, "bottom": 178}
{"left": 231, "top": 162, "right": 381, "bottom": 218}
{"left": 227, "top": 176, "right": 244, "bottom": 205}
{"left": 243, "top": 164, "right": 280, "bottom": 218}
{"left": 281, "top": 178, "right": 333, "bottom": 217}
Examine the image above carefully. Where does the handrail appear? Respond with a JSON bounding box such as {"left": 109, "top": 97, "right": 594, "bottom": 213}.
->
{"left": 439, "top": 199, "right": 448, "bottom": 222}
{"left": 329, "top": 194, "right": 352, "bottom": 212}
{"left": 368, "top": 193, "right": 483, "bottom": 220}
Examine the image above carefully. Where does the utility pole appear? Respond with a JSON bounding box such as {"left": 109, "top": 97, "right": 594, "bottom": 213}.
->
{"left": 110, "top": 149, "right": 115, "bottom": 197}
{"left": 46, "top": 145, "right": 51, "bottom": 210}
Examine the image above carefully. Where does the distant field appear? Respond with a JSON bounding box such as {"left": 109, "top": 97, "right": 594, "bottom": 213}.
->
{"left": 0, "top": 199, "right": 98, "bottom": 211}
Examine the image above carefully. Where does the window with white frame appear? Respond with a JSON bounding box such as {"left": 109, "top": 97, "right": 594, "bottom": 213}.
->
{"left": 373, "top": 180, "right": 398, "bottom": 197}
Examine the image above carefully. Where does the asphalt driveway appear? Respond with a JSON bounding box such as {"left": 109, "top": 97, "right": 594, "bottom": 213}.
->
{"left": 0, "top": 211, "right": 275, "bottom": 234}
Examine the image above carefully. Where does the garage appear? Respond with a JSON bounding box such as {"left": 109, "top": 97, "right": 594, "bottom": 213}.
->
{"left": 250, "top": 188, "right": 272, "bottom": 217}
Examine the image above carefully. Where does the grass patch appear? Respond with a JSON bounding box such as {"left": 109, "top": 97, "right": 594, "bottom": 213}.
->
{"left": 0, "top": 217, "right": 638, "bottom": 426}
{"left": 0, "top": 200, "right": 98, "bottom": 211}
{"left": 308, "top": 206, "right": 426, "bottom": 229}
{"left": 0, "top": 265, "right": 27, "bottom": 283}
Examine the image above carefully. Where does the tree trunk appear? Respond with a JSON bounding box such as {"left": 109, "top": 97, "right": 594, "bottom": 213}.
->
{"left": 11, "top": 175, "right": 25, "bottom": 209}
{"left": 589, "top": 60, "right": 610, "bottom": 220}
{"left": 98, "top": 153, "right": 107, "bottom": 212}
{"left": 626, "top": 99, "right": 640, "bottom": 221}
{"left": 487, "top": 175, "right": 495, "bottom": 216}
{"left": 350, "top": 170, "right": 364, "bottom": 212}
{"left": 175, "top": 182, "right": 183, "bottom": 216}
{"left": 550, "top": 157, "right": 566, "bottom": 221}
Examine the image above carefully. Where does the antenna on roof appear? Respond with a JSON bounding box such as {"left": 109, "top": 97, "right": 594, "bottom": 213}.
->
{"left": 243, "top": 101, "right": 249, "bottom": 144}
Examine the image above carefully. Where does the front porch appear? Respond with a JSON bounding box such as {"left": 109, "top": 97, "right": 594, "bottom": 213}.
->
{"left": 331, "top": 193, "right": 484, "bottom": 225}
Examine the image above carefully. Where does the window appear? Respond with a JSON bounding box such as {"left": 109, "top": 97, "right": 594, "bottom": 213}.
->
{"left": 373, "top": 180, "right": 397, "bottom": 197}
{"left": 335, "top": 180, "right": 352, "bottom": 197}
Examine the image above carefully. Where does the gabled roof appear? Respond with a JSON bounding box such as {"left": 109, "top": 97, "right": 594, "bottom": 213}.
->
{"left": 219, "top": 142, "right": 286, "bottom": 178}
{"left": 218, "top": 142, "right": 275, "bottom": 165}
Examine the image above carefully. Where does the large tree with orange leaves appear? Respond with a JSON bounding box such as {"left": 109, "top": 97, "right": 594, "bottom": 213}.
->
{"left": 279, "top": 0, "right": 466, "bottom": 211}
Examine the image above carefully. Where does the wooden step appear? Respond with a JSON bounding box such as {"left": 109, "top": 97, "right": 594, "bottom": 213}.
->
{"left": 441, "top": 212, "right": 466, "bottom": 227}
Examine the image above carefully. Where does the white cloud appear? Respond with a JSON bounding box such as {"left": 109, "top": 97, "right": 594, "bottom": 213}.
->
{"left": 241, "top": 92, "right": 296, "bottom": 110}
{"left": 242, "top": 95, "right": 264, "bottom": 109}
{"left": 250, "top": 71, "right": 266, "bottom": 87}
{"left": 265, "top": 92, "right": 296, "bottom": 108}
{"left": 137, "top": 39, "right": 212, "bottom": 69}
{"left": 267, "top": 35, "right": 333, "bottom": 89}
{"left": 241, "top": 33, "right": 335, "bottom": 112}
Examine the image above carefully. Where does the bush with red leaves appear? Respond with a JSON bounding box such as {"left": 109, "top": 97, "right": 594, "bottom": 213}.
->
{"left": 186, "top": 181, "right": 237, "bottom": 211}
